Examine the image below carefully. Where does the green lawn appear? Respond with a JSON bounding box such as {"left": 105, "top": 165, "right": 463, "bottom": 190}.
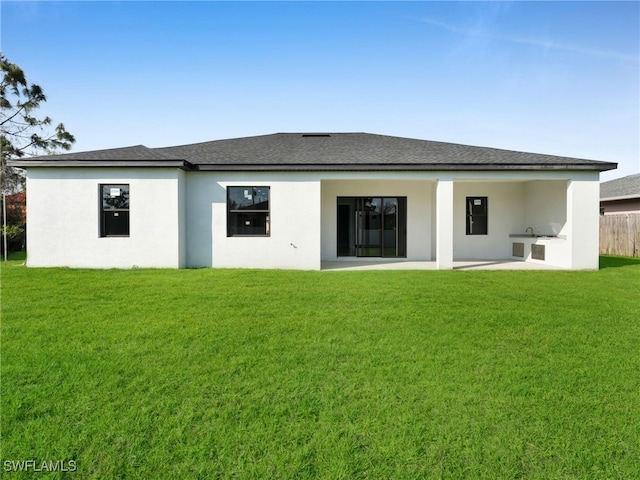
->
{"left": 1, "top": 255, "right": 640, "bottom": 479}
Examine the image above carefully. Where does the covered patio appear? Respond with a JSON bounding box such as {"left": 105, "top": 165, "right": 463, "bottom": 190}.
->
{"left": 320, "top": 173, "right": 600, "bottom": 270}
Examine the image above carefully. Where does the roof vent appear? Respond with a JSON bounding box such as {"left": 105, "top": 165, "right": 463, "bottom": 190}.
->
{"left": 301, "top": 134, "right": 331, "bottom": 138}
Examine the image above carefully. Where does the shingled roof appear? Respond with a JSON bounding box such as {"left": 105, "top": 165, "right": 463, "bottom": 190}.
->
{"left": 8, "top": 132, "right": 617, "bottom": 172}
{"left": 600, "top": 173, "right": 640, "bottom": 200}
{"left": 8, "top": 145, "right": 193, "bottom": 169}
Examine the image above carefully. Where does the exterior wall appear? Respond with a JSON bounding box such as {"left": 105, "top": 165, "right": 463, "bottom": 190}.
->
{"left": 567, "top": 177, "right": 601, "bottom": 269}
{"left": 453, "top": 181, "right": 525, "bottom": 260}
{"left": 524, "top": 180, "right": 568, "bottom": 235}
{"left": 23, "top": 168, "right": 602, "bottom": 270}
{"left": 320, "top": 178, "right": 433, "bottom": 261}
{"left": 435, "top": 178, "right": 454, "bottom": 269}
{"left": 600, "top": 198, "right": 640, "bottom": 215}
{"left": 177, "top": 169, "right": 187, "bottom": 267}
{"left": 25, "top": 168, "right": 184, "bottom": 268}
{"left": 186, "top": 172, "right": 321, "bottom": 270}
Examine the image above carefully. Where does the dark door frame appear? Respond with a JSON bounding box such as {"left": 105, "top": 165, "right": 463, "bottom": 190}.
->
{"left": 337, "top": 197, "right": 407, "bottom": 258}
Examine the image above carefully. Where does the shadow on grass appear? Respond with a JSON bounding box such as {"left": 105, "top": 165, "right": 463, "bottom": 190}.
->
{"left": 600, "top": 255, "right": 640, "bottom": 269}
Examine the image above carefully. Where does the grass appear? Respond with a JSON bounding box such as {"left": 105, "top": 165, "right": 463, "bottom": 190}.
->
{"left": 1, "top": 254, "right": 640, "bottom": 479}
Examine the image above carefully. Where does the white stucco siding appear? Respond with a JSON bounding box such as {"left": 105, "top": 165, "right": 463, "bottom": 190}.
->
{"left": 186, "top": 172, "right": 321, "bottom": 270}
{"left": 524, "top": 180, "right": 568, "bottom": 236}
{"left": 453, "top": 181, "right": 525, "bottom": 260}
{"left": 435, "top": 178, "right": 454, "bottom": 269}
{"left": 320, "top": 179, "right": 433, "bottom": 261}
{"left": 25, "top": 168, "right": 184, "bottom": 268}
{"left": 177, "top": 169, "right": 187, "bottom": 268}
{"left": 566, "top": 177, "right": 601, "bottom": 269}
{"left": 184, "top": 173, "right": 216, "bottom": 268}
{"left": 23, "top": 167, "right": 602, "bottom": 271}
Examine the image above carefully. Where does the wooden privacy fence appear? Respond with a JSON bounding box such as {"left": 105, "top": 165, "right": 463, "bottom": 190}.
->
{"left": 600, "top": 214, "right": 640, "bottom": 257}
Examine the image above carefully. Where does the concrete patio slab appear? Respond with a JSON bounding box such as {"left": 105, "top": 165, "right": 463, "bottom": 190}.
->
{"left": 321, "top": 260, "right": 564, "bottom": 271}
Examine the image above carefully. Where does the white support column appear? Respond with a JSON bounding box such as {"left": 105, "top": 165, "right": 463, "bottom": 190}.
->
{"left": 566, "top": 178, "right": 600, "bottom": 269}
{"left": 436, "top": 178, "right": 454, "bottom": 269}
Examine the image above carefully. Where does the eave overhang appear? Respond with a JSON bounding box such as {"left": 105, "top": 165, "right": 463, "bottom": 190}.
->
{"left": 7, "top": 160, "right": 617, "bottom": 174}
{"left": 601, "top": 194, "right": 640, "bottom": 202}
{"left": 193, "top": 162, "right": 618, "bottom": 172}
{"left": 6, "top": 159, "right": 194, "bottom": 170}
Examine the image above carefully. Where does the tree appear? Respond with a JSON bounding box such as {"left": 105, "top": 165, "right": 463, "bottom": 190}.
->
{"left": 1, "top": 53, "right": 75, "bottom": 193}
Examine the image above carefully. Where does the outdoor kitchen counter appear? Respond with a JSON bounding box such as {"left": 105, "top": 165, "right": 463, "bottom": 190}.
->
{"left": 509, "top": 234, "right": 568, "bottom": 266}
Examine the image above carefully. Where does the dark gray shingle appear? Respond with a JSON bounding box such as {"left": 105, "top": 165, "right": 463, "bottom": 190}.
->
{"left": 7, "top": 145, "right": 191, "bottom": 169}
{"left": 9, "top": 132, "right": 617, "bottom": 172}
{"left": 600, "top": 173, "right": 640, "bottom": 199}
{"left": 24, "top": 145, "right": 178, "bottom": 161}
{"left": 157, "top": 133, "right": 612, "bottom": 167}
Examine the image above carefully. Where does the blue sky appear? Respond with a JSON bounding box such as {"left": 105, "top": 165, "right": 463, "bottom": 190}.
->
{"left": 2, "top": 1, "right": 638, "bottom": 180}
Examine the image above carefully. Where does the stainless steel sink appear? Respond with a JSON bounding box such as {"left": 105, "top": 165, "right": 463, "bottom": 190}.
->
{"left": 509, "top": 233, "right": 559, "bottom": 238}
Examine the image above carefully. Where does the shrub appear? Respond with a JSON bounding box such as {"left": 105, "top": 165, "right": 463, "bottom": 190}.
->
{"left": 1, "top": 223, "right": 25, "bottom": 254}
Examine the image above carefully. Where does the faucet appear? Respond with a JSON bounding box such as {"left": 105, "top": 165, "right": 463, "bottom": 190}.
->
{"left": 525, "top": 226, "right": 534, "bottom": 235}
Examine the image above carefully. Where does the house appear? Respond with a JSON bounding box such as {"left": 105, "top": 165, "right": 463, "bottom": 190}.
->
{"left": 8, "top": 132, "right": 616, "bottom": 270}
{"left": 600, "top": 173, "right": 640, "bottom": 215}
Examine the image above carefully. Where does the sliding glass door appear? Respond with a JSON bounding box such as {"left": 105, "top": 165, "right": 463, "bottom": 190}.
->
{"left": 337, "top": 197, "right": 406, "bottom": 258}
{"left": 356, "top": 197, "right": 382, "bottom": 256}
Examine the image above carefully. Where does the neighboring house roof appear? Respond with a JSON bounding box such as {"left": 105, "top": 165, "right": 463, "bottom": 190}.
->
{"left": 600, "top": 173, "right": 640, "bottom": 201}
{"left": 8, "top": 132, "right": 617, "bottom": 172}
